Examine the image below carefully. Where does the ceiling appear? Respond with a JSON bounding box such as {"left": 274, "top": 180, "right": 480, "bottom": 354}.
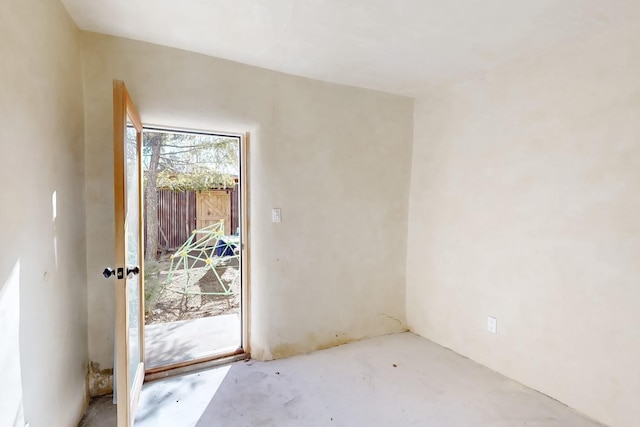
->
{"left": 61, "top": 0, "right": 639, "bottom": 97}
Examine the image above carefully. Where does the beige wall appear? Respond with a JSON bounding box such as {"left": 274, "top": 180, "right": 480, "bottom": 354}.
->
{"left": 0, "top": 0, "right": 88, "bottom": 426}
{"left": 407, "top": 25, "right": 640, "bottom": 427}
{"left": 3, "top": 1, "right": 637, "bottom": 425}
{"left": 80, "top": 32, "right": 413, "bottom": 391}
{"left": 2, "top": 3, "right": 635, "bottom": 425}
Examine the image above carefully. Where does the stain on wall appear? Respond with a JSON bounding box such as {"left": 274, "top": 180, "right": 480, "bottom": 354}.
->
{"left": 88, "top": 362, "right": 114, "bottom": 397}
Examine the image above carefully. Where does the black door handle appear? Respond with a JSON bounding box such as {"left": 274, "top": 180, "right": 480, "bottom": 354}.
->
{"left": 103, "top": 268, "right": 115, "bottom": 278}
{"left": 127, "top": 266, "right": 140, "bottom": 276}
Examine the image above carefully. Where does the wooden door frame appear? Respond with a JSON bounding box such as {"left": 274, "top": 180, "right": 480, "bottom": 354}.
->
{"left": 140, "top": 128, "right": 251, "bottom": 377}
{"left": 113, "top": 80, "right": 145, "bottom": 427}
{"left": 240, "top": 132, "right": 250, "bottom": 354}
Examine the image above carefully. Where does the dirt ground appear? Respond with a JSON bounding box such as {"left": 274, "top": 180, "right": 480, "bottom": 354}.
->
{"left": 144, "top": 255, "right": 240, "bottom": 325}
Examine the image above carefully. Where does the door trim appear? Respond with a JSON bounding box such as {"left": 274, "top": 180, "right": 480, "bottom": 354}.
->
{"left": 139, "top": 128, "right": 251, "bottom": 377}
{"left": 240, "top": 132, "right": 251, "bottom": 354}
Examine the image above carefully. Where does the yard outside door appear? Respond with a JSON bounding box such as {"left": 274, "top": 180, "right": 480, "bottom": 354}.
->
{"left": 112, "top": 80, "right": 145, "bottom": 427}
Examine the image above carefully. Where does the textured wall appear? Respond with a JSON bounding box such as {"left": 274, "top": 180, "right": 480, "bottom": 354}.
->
{"left": 406, "top": 25, "right": 640, "bottom": 427}
{"left": 80, "top": 32, "right": 413, "bottom": 392}
{"left": 0, "top": 0, "right": 88, "bottom": 426}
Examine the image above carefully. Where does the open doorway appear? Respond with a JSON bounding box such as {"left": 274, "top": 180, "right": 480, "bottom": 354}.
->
{"left": 141, "top": 128, "right": 244, "bottom": 371}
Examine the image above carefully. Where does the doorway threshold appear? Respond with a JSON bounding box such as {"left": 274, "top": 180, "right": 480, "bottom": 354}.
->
{"left": 145, "top": 349, "right": 248, "bottom": 382}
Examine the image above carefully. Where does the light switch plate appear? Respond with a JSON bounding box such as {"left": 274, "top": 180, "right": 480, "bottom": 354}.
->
{"left": 272, "top": 208, "right": 282, "bottom": 223}
{"left": 487, "top": 316, "right": 497, "bottom": 334}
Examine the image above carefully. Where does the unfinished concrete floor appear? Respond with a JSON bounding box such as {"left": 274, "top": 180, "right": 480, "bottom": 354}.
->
{"left": 79, "top": 332, "right": 602, "bottom": 427}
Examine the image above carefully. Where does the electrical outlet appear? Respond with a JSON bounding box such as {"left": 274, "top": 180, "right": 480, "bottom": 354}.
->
{"left": 487, "top": 316, "right": 497, "bottom": 334}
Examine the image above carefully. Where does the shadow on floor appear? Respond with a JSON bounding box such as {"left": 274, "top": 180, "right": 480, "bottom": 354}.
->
{"left": 78, "top": 395, "right": 115, "bottom": 427}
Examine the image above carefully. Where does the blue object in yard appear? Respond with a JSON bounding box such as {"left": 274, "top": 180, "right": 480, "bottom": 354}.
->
{"left": 215, "top": 238, "right": 236, "bottom": 257}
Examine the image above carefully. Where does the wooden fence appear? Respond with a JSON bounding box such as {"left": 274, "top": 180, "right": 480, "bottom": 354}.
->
{"left": 146, "top": 186, "right": 239, "bottom": 253}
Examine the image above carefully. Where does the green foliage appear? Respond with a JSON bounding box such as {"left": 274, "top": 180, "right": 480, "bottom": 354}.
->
{"left": 155, "top": 169, "right": 235, "bottom": 192}
{"left": 143, "top": 131, "right": 239, "bottom": 190}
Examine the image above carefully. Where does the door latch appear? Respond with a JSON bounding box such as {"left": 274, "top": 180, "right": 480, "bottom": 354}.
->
{"left": 103, "top": 267, "right": 135, "bottom": 279}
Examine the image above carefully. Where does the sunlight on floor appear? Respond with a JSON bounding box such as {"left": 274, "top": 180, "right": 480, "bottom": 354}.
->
{"left": 135, "top": 365, "right": 231, "bottom": 426}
